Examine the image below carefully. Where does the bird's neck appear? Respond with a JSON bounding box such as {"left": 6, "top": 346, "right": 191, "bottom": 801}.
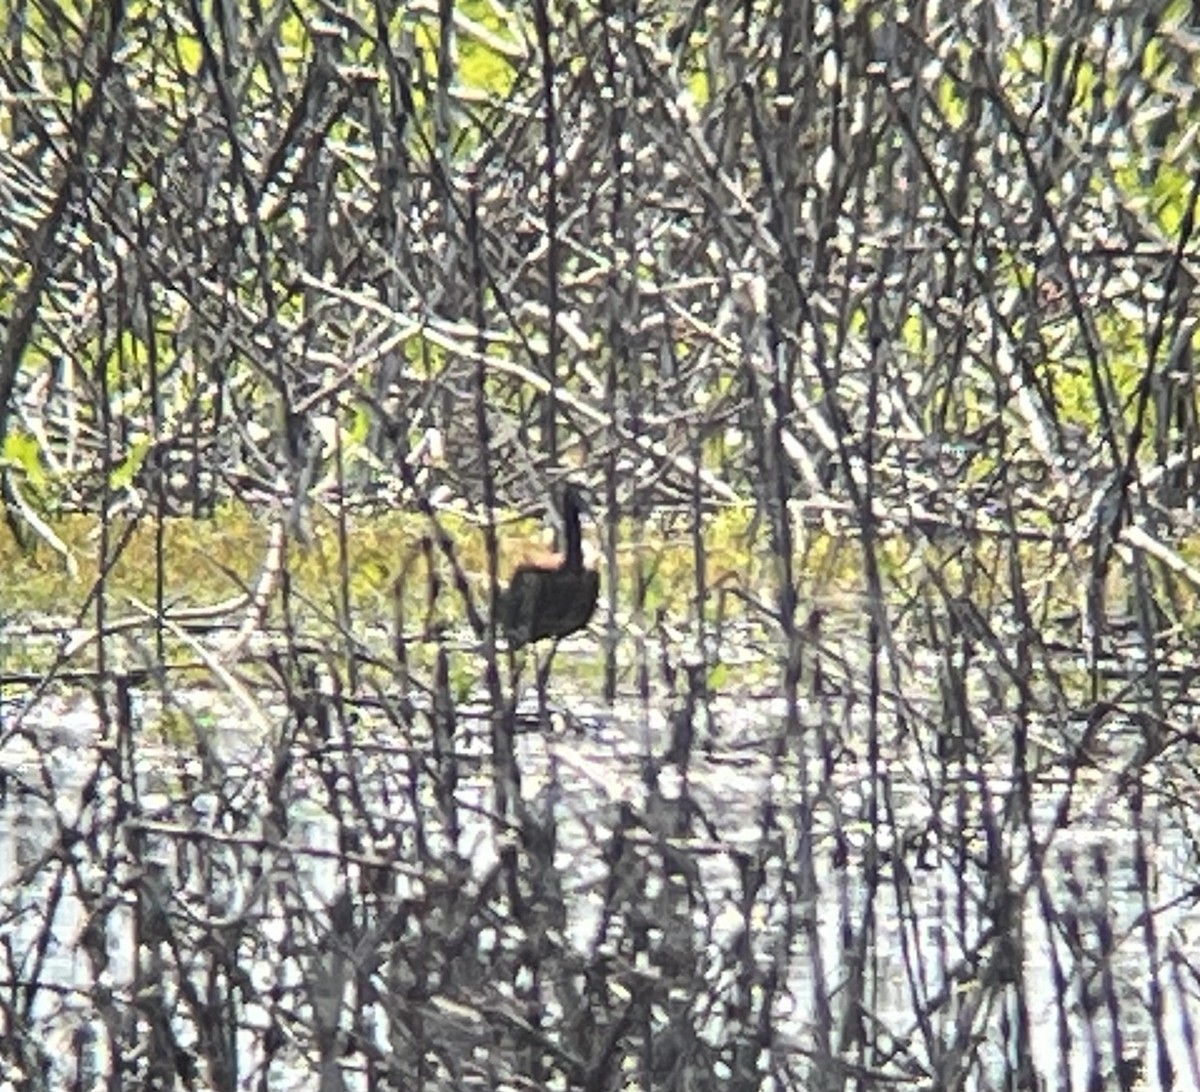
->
{"left": 562, "top": 503, "right": 584, "bottom": 572}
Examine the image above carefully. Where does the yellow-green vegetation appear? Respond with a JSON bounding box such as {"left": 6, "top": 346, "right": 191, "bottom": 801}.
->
{"left": 144, "top": 701, "right": 211, "bottom": 749}
{"left": 0, "top": 506, "right": 268, "bottom": 615}
{"left": 407, "top": 0, "right": 521, "bottom": 154}
{"left": 935, "top": 71, "right": 969, "bottom": 131}
{"left": 4, "top": 496, "right": 1190, "bottom": 685}
{"left": 452, "top": 2, "right": 521, "bottom": 100}
{"left": 0, "top": 498, "right": 1061, "bottom": 616}
{"left": 1110, "top": 145, "right": 1194, "bottom": 235}
{"left": 0, "top": 500, "right": 823, "bottom": 645}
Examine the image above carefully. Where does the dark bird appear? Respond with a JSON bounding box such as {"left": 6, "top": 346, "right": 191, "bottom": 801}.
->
{"left": 495, "top": 483, "right": 599, "bottom": 649}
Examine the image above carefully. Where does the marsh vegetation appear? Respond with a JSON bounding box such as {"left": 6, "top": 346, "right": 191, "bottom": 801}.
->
{"left": 2, "top": 2, "right": 1200, "bottom": 1090}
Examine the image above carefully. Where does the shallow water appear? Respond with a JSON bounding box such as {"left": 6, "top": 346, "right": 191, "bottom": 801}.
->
{"left": 1, "top": 630, "right": 1197, "bottom": 1090}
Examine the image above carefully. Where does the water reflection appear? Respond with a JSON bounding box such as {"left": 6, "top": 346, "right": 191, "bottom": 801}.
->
{"left": 2, "top": 682, "right": 1197, "bottom": 1089}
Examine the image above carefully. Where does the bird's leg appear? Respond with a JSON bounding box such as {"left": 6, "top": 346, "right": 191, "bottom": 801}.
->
{"left": 505, "top": 641, "right": 523, "bottom": 697}
{"left": 534, "top": 640, "right": 559, "bottom": 730}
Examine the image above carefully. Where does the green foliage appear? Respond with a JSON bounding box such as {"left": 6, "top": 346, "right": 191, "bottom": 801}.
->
{"left": 456, "top": 1, "right": 519, "bottom": 98}
{"left": 3, "top": 430, "right": 47, "bottom": 491}
{"left": 148, "top": 704, "right": 206, "bottom": 748}
{"left": 175, "top": 33, "right": 203, "bottom": 76}
{"left": 103, "top": 328, "right": 149, "bottom": 387}
{"left": 1149, "top": 160, "right": 1192, "bottom": 236}
{"left": 279, "top": 8, "right": 310, "bottom": 55}
{"left": 449, "top": 655, "right": 476, "bottom": 703}
{"left": 405, "top": 0, "right": 520, "bottom": 155}
{"left": 899, "top": 308, "right": 926, "bottom": 356}
{"left": 935, "top": 72, "right": 967, "bottom": 130}
{"left": 109, "top": 435, "right": 151, "bottom": 492}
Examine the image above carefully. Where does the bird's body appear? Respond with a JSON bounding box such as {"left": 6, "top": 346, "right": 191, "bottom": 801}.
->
{"left": 495, "top": 483, "right": 599, "bottom": 649}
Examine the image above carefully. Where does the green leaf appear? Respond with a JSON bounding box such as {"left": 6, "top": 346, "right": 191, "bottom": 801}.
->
{"left": 110, "top": 436, "right": 151, "bottom": 492}
{"left": 2, "top": 431, "right": 46, "bottom": 490}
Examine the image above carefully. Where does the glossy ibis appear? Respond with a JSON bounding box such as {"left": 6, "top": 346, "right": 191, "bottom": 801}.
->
{"left": 495, "top": 483, "right": 599, "bottom": 649}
